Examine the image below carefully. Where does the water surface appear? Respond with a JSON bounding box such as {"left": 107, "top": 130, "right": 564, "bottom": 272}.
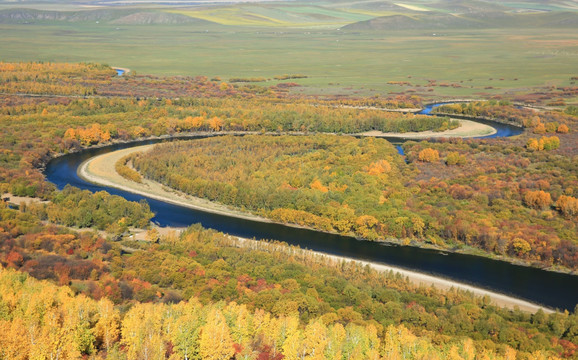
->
{"left": 45, "top": 132, "right": 578, "bottom": 311}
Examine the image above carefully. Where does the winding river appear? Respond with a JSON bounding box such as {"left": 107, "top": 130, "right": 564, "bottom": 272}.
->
{"left": 44, "top": 104, "right": 577, "bottom": 311}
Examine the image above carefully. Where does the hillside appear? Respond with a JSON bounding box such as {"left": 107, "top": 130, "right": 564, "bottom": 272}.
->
{"left": 0, "top": 8, "right": 213, "bottom": 25}
{"left": 343, "top": 11, "right": 578, "bottom": 31}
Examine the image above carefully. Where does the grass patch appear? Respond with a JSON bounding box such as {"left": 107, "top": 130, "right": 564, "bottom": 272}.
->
{"left": 0, "top": 6, "right": 576, "bottom": 96}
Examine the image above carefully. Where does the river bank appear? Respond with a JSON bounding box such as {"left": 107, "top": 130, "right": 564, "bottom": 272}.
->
{"left": 78, "top": 144, "right": 271, "bottom": 224}
{"left": 128, "top": 224, "right": 554, "bottom": 313}
{"left": 360, "top": 119, "right": 496, "bottom": 139}
{"left": 78, "top": 120, "right": 496, "bottom": 224}
{"left": 80, "top": 143, "right": 557, "bottom": 313}
{"left": 78, "top": 135, "right": 574, "bottom": 278}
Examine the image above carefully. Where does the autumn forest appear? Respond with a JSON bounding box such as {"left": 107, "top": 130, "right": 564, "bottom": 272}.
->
{"left": 0, "top": 44, "right": 578, "bottom": 360}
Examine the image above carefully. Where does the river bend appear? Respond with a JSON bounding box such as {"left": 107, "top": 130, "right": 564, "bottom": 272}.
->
{"left": 44, "top": 105, "right": 577, "bottom": 311}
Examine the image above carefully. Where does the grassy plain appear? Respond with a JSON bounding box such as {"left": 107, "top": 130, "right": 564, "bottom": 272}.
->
{"left": 0, "top": 5, "right": 577, "bottom": 97}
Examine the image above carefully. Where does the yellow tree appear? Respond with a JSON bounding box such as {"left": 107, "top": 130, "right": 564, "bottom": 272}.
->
{"left": 209, "top": 117, "right": 224, "bottom": 132}
{"left": 325, "top": 323, "right": 345, "bottom": 360}
{"left": 0, "top": 317, "right": 29, "bottom": 360}
{"left": 366, "top": 159, "right": 391, "bottom": 175}
{"left": 282, "top": 326, "right": 303, "bottom": 360}
{"left": 121, "top": 303, "right": 166, "bottom": 360}
{"left": 94, "top": 298, "right": 120, "bottom": 353}
{"left": 224, "top": 302, "right": 252, "bottom": 351}
{"left": 557, "top": 124, "right": 569, "bottom": 133}
{"left": 31, "top": 308, "right": 80, "bottom": 360}
{"left": 63, "top": 128, "right": 77, "bottom": 141}
{"left": 533, "top": 122, "right": 546, "bottom": 134}
{"left": 301, "top": 320, "right": 328, "bottom": 360}
{"left": 557, "top": 195, "right": 578, "bottom": 217}
{"left": 310, "top": 179, "right": 329, "bottom": 192}
{"left": 169, "top": 299, "right": 205, "bottom": 360}
{"left": 418, "top": 148, "right": 439, "bottom": 162}
{"left": 526, "top": 138, "right": 542, "bottom": 151}
{"left": 524, "top": 190, "right": 551, "bottom": 210}
{"left": 199, "top": 308, "right": 234, "bottom": 360}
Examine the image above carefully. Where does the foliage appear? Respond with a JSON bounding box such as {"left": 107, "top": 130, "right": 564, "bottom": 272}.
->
{"left": 434, "top": 101, "right": 575, "bottom": 130}
{"left": 524, "top": 190, "right": 552, "bottom": 210}
{"left": 24, "top": 185, "right": 153, "bottom": 232}
{"left": 402, "top": 136, "right": 578, "bottom": 269}
{"left": 557, "top": 195, "right": 578, "bottom": 218}
{"left": 1, "top": 61, "right": 578, "bottom": 358}
{"left": 445, "top": 151, "right": 466, "bottom": 166}
{"left": 131, "top": 135, "right": 413, "bottom": 239}
{"left": 526, "top": 136, "right": 560, "bottom": 151}
{"left": 417, "top": 148, "right": 439, "bottom": 162}
{"left": 115, "top": 155, "right": 142, "bottom": 183}
{"left": 132, "top": 130, "right": 578, "bottom": 269}
{"left": 4, "top": 267, "right": 562, "bottom": 360}
{"left": 0, "top": 61, "right": 112, "bottom": 96}
{"left": 0, "top": 62, "right": 452, "bottom": 199}
{"left": 1, "top": 218, "right": 578, "bottom": 358}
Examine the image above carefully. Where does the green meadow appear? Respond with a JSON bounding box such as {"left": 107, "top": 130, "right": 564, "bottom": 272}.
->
{"left": 0, "top": 1, "right": 577, "bottom": 97}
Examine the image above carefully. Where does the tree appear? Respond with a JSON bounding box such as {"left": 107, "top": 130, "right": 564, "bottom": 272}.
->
{"left": 542, "top": 136, "right": 560, "bottom": 150}
{"left": 511, "top": 238, "right": 531, "bottom": 256}
{"left": 526, "top": 138, "right": 542, "bottom": 151}
{"left": 121, "top": 303, "right": 166, "bottom": 360}
{"left": 524, "top": 190, "right": 551, "bottom": 210}
{"left": 199, "top": 308, "right": 234, "bottom": 360}
{"left": 533, "top": 123, "right": 546, "bottom": 134}
{"left": 418, "top": 148, "right": 439, "bottom": 162}
{"left": 0, "top": 318, "right": 29, "bottom": 360}
{"left": 366, "top": 160, "right": 391, "bottom": 175}
{"left": 94, "top": 298, "right": 120, "bottom": 353}
{"left": 557, "top": 124, "right": 569, "bottom": 133}
{"left": 63, "top": 128, "right": 76, "bottom": 140}
{"left": 170, "top": 300, "right": 204, "bottom": 360}
{"left": 557, "top": 195, "right": 578, "bottom": 217}
{"left": 209, "top": 117, "right": 223, "bottom": 132}
{"left": 301, "top": 320, "right": 328, "bottom": 360}
{"left": 310, "top": 179, "right": 328, "bottom": 193}
{"left": 446, "top": 151, "right": 465, "bottom": 166}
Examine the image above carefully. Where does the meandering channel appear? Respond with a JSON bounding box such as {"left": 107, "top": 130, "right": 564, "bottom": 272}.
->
{"left": 44, "top": 105, "right": 577, "bottom": 311}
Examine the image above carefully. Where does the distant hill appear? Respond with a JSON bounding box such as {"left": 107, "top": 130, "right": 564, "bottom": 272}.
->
{"left": 110, "top": 12, "right": 210, "bottom": 25}
{"left": 0, "top": 8, "right": 214, "bottom": 25}
{"left": 343, "top": 11, "right": 578, "bottom": 31}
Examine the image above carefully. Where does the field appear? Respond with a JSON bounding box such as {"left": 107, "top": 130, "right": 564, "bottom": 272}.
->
{"left": 0, "top": 1, "right": 577, "bottom": 97}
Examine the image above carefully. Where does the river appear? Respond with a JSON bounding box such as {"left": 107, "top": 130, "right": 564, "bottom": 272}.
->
{"left": 44, "top": 107, "right": 577, "bottom": 311}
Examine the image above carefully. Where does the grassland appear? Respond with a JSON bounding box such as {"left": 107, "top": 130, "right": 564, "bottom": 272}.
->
{"left": 0, "top": 1, "right": 577, "bottom": 97}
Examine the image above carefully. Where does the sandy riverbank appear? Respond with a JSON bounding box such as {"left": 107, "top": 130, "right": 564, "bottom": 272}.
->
{"left": 230, "top": 236, "right": 553, "bottom": 313}
{"left": 78, "top": 122, "right": 493, "bottom": 222}
{"left": 80, "top": 142, "right": 553, "bottom": 313}
{"left": 78, "top": 144, "right": 272, "bottom": 223}
{"left": 360, "top": 119, "right": 496, "bottom": 139}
